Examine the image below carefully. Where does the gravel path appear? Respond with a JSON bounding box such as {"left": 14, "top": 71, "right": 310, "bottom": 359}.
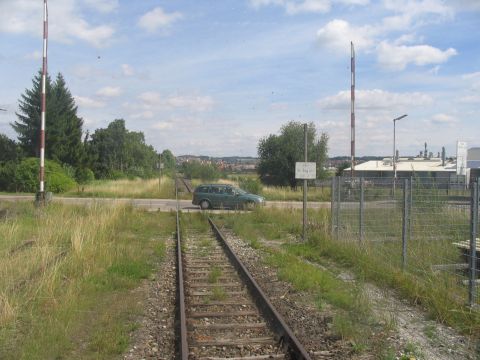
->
{"left": 221, "top": 229, "right": 353, "bottom": 359}
{"left": 123, "top": 236, "right": 177, "bottom": 360}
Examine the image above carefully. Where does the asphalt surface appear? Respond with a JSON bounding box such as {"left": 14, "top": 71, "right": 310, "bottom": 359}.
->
{"left": 0, "top": 195, "right": 331, "bottom": 212}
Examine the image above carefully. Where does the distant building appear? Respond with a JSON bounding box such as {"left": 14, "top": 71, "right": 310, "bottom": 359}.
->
{"left": 346, "top": 157, "right": 458, "bottom": 182}
{"left": 468, "top": 147, "right": 480, "bottom": 181}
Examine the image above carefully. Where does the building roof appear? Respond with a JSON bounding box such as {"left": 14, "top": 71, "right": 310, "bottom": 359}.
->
{"left": 347, "top": 157, "right": 456, "bottom": 173}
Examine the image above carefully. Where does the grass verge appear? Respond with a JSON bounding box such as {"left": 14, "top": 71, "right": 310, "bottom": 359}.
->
{"left": 0, "top": 201, "right": 174, "bottom": 359}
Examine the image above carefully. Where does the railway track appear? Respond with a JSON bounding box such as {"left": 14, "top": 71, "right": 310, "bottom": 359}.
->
{"left": 176, "top": 177, "right": 194, "bottom": 193}
{"left": 175, "top": 185, "right": 311, "bottom": 359}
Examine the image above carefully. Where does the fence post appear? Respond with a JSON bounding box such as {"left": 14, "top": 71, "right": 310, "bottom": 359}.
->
{"left": 336, "top": 177, "right": 341, "bottom": 240}
{"left": 402, "top": 178, "right": 409, "bottom": 270}
{"left": 409, "top": 176, "right": 413, "bottom": 241}
{"left": 359, "top": 177, "right": 364, "bottom": 243}
{"left": 331, "top": 177, "right": 336, "bottom": 237}
{"left": 469, "top": 181, "right": 478, "bottom": 307}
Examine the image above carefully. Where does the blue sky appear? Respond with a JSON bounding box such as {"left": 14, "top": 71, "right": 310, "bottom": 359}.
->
{"left": 0, "top": 0, "right": 479, "bottom": 157}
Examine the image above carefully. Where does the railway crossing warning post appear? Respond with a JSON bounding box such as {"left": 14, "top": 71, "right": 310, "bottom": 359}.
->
{"left": 296, "top": 124, "right": 316, "bottom": 241}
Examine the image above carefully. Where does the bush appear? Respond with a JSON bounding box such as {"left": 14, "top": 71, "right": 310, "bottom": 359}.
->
{"left": 182, "top": 161, "right": 221, "bottom": 181}
{"left": 14, "top": 158, "right": 77, "bottom": 193}
{"left": 0, "top": 161, "right": 17, "bottom": 191}
{"left": 238, "top": 177, "right": 263, "bottom": 195}
{"left": 75, "top": 167, "right": 95, "bottom": 185}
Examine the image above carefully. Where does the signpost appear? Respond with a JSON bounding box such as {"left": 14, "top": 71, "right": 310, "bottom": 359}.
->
{"left": 296, "top": 161, "right": 316, "bottom": 241}
{"left": 295, "top": 162, "right": 316, "bottom": 180}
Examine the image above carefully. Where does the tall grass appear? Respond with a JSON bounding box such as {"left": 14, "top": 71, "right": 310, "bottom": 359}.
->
{"left": 0, "top": 202, "right": 174, "bottom": 359}
{"left": 215, "top": 207, "right": 480, "bottom": 341}
{"left": 66, "top": 177, "right": 174, "bottom": 198}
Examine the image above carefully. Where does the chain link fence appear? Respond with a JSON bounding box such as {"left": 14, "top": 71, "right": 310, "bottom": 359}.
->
{"left": 331, "top": 177, "right": 479, "bottom": 308}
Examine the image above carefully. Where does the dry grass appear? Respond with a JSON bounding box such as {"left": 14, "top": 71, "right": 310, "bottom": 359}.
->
{"left": 66, "top": 177, "right": 174, "bottom": 198}
{"left": 0, "top": 201, "right": 174, "bottom": 359}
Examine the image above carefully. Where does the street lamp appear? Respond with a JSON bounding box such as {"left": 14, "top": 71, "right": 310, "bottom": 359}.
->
{"left": 393, "top": 114, "right": 407, "bottom": 196}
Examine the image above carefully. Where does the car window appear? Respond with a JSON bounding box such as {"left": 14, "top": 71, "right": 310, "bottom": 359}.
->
{"left": 197, "top": 186, "right": 208, "bottom": 193}
{"left": 225, "top": 187, "right": 234, "bottom": 195}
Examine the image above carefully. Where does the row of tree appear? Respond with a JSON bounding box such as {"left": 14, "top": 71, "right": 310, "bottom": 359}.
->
{"left": 0, "top": 71, "right": 175, "bottom": 192}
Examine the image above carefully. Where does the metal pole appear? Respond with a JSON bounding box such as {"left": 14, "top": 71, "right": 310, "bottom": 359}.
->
{"left": 359, "top": 177, "right": 364, "bottom": 243}
{"left": 331, "top": 177, "right": 336, "bottom": 237}
{"left": 336, "top": 177, "right": 341, "bottom": 240}
{"left": 393, "top": 119, "right": 396, "bottom": 198}
{"left": 350, "top": 42, "right": 355, "bottom": 178}
{"left": 409, "top": 176, "right": 413, "bottom": 241}
{"left": 392, "top": 114, "right": 408, "bottom": 199}
{"left": 468, "top": 181, "right": 478, "bottom": 307}
{"left": 38, "top": 0, "right": 48, "bottom": 205}
{"left": 303, "top": 123, "right": 307, "bottom": 242}
{"left": 402, "top": 178, "right": 409, "bottom": 270}
{"left": 158, "top": 154, "right": 162, "bottom": 191}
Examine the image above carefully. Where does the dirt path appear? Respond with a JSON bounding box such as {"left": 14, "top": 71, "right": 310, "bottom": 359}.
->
{"left": 364, "top": 283, "right": 477, "bottom": 360}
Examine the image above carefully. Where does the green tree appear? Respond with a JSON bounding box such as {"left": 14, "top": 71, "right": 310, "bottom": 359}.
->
{"left": 12, "top": 71, "right": 84, "bottom": 168}
{"left": 161, "top": 149, "right": 176, "bottom": 170}
{"left": 88, "top": 119, "right": 158, "bottom": 179}
{"left": 0, "top": 134, "right": 21, "bottom": 164}
{"left": 12, "top": 71, "right": 53, "bottom": 157}
{"left": 257, "top": 121, "right": 329, "bottom": 188}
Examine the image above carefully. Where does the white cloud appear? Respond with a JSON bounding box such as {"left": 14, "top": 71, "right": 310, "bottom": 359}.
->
{"left": 121, "top": 64, "right": 135, "bottom": 77}
{"left": 166, "top": 95, "right": 214, "bottom": 112}
{"left": 96, "top": 86, "right": 121, "bottom": 97}
{"left": 316, "top": 19, "right": 376, "bottom": 53}
{"left": 430, "top": 113, "right": 458, "bottom": 125}
{"left": 318, "top": 89, "right": 433, "bottom": 110}
{"left": 138, "top": 7, "right": 183, "bottom": 33}
{"left": 377, "top": 41, "right": 457, "bottom": 70}
{"left": 458, "top": 95, "right": 480, "bottom": 104}
{"left": 152, "top": 122, "right": 174, "bottom": 130}
{"left": 75, "top": 95, "right": 106, "bottom": 108}
{"left": 135, "top": 92, "right": 214, "bottom": 112}
{"left": 83, "top": 0, "right": 119, "bottom": 13}
{"left": 0, "top": 0, "right": 115, "bottom": 48}
{"left": 285, "top": 0, "right": 331, "bottom": 14}
{"left": 249, "top": 0, "right": 368, "bottom": 14}
{"left": 24, "top": 51, "right": 42, "bottom": 60}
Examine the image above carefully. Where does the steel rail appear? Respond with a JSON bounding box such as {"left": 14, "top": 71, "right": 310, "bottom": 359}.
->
{"left": 208, "top": 218, "right": 312, "bottom": 360}
{"left": 175, "top": 178, "right": 189, "bottom": 359}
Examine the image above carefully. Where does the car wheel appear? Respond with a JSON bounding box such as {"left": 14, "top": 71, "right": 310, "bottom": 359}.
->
{"left": 199, "top": 200, "right": 210, "bottom": 210}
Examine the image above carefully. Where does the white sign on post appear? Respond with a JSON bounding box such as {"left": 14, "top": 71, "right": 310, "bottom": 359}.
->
{"left": 295, "top": 162, "right": 316, "bottom": 179}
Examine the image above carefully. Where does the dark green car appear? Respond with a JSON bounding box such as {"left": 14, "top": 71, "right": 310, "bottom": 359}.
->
{"left": 192, "top": 184, "right": 265, "bottom": 210}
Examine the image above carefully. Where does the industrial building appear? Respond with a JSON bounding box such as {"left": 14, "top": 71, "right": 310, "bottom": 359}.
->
{"left": 345, "top": 147, "right": 480, "bottom": 185}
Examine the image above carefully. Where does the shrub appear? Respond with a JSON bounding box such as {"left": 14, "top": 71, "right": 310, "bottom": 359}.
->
{"left": 0, "top": 161, "right": 17, "bottom": 191}
{"left": 75, "top": 167, "right": 95, "bottom": 185}
{"left": 238, "top": 177, "right": 263, "bottom": 194}
{"left": 14, "top": 158, "right": 77, "bottom": 193}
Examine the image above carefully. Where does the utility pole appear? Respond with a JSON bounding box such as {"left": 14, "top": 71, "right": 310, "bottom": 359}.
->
{"left": 303, "top": 123, "right": 307, "bottom": 242}
{"left": 37, "top": 0, "right": 48, "bottom": 205}
{"left": 350, "top": 41, "right": 355, "bottom": 178}
{"left": 392, "top": 114, "right": 408, "bottom": 197}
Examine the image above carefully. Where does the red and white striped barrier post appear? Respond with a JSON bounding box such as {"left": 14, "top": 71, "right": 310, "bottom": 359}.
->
{"left": 38, "top": 0, "right": 48, "bottom": 204}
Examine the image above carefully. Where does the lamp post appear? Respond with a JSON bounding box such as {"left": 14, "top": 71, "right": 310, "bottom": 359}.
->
{"left": 392, "top": 114, "right": 408, "bottom": 196}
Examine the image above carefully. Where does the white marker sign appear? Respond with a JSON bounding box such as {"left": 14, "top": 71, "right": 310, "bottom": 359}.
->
{"left": 295, "top": 162, "right": 316, "bottom": 179}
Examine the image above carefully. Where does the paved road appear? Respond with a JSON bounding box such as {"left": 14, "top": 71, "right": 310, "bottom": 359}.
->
{"left": 0, "top": 195, "right": 331, "bottom": 212}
